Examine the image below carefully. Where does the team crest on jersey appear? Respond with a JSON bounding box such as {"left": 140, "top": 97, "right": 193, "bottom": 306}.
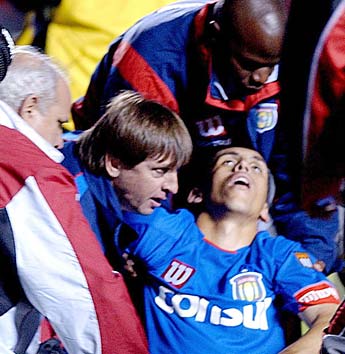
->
{"left": 252, "top": 103, "right": 278, "bottom": 133}
{"left": 161, "top": 259, "right": 195, "bottom": 289}
{"left": 294, "top": 252, "right": 313, "bottom": 268}
{"left": 230, "top": 272, "right": 266, "bottom": 302}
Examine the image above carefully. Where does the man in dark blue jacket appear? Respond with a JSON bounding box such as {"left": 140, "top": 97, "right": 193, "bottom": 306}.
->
{"left": 70, "top": 0, "right": 340, "bottom": 273}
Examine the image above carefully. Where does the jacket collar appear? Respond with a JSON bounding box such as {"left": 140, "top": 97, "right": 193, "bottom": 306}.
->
{"left": 0, "top": 100, "right": 64, "bottom": 163}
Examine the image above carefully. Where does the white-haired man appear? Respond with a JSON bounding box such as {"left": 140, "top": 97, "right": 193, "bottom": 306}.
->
{"left": 0, "top": 46, "right": 147, "bottom": 354}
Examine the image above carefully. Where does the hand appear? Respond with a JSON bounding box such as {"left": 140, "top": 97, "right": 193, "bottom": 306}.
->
{"left": 122, "top": 252, "right": 138, "bottom": 278}
{"left": 313, "top": 260, "right": 326, "bottom": 272}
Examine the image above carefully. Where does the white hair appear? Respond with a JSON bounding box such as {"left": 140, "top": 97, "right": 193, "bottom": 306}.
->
{"left": 0, "top": 45, "right": 68, "bottom": 114}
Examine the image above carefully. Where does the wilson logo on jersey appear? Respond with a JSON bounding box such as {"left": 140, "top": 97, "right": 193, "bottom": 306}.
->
{"left": 154, "top": 286, "right": 272, "bottom": 330}
{"left": 161, "top": 260, "right": 195, "bottom": 289}
{"left": 230, "top": 272, "right": 266, "bottom": 302}
{"left": 195, "top": 116, "right": 227, "bottom": 138}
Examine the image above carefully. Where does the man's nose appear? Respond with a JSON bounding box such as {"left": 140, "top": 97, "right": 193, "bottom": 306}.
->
{"left": 251, "top": 66, "right": 272, "bottom": 86}
{"left": 55, "top": 136, "right": 64, "bottom": 149}
{"left": 163, "top": 171, "right": 179, "bottom": 194}
{"left": 234, "top": 159, "right": 249, "bottom": 172}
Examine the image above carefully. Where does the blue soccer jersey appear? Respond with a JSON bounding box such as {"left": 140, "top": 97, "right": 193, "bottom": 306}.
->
{"left": 124, "top": 207, "right": 339, "bottom": 354}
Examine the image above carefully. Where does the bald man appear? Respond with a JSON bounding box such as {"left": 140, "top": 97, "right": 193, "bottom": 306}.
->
{"left": 72, "top": 0, "right": 286, "bottom": 129}
{"left": 71, "top": 0, "right": 339, "bottom": 275}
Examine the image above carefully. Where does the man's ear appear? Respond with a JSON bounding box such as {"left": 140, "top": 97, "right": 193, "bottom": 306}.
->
{"left": 187, "top": 187, "right": 204, "bottom": 204}
{"left": 259, "top": 202, "right": 270, "bottom": 223}
{"left": 105, "top": 154, "right": 121, "bottom": 178}
{"left": 19, "top": 95, "right": 39, "bottom": 123}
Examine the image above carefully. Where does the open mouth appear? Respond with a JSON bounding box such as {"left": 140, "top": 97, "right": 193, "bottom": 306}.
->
{"left": 233, "top": 176, "right": 249, "bottom": 187}
{"left": 151, "top": 197, "right": 163, "bottom": 207}
{"left": 228, "top": 175, "right": 250, "bottom": 189}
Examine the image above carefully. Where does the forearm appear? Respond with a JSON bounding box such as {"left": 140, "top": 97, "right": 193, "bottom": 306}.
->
{"left": 279, "top": 304, "right": 339, "bottom": 354}
{"left": 279, "top": 321, "right": 329, "bottom": 353}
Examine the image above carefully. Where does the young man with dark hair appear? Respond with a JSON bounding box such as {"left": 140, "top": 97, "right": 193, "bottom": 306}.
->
{"left": 123, "top": 145, "right": 340, "bottom": 354}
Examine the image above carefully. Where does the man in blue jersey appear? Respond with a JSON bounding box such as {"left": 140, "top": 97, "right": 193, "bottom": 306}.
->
{"left": 61, "top": 90, "right": 193, "bottom": 271}
{"left": 123, "top": 145, "right": 340, "bottom": 354}
{"left": 71, "top": 0, "right": 340, "bottom": 275}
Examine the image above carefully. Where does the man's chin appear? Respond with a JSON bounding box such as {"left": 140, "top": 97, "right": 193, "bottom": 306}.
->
{"left": 137, "top": 205, "right": 156, "bottom": 215}
{"left": 243, "top": 85, "right": 262, "bottom": 95}
{"left": 136, "top": 199, "right": 163, "bottom": 214}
